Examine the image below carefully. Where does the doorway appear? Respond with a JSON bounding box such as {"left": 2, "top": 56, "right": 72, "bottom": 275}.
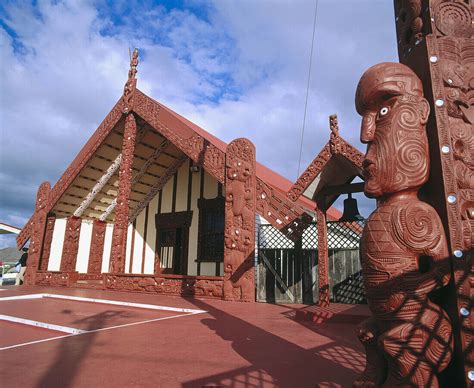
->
{"left": 155, "top": 211, "right": 193, "bottom": 275}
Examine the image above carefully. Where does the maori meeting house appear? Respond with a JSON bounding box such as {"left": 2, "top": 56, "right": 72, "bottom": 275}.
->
{"left": 16, "top": 48, "right": 363, "bottom": 304}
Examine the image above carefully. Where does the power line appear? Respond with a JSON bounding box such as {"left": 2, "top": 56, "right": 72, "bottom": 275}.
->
{"left": 296, "top": 0, "right": 319, "bottom": 180}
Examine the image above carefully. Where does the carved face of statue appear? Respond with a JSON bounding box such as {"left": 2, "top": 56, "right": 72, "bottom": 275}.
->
{"left": 355, "top": 63, "right": 431, "bottom": 198}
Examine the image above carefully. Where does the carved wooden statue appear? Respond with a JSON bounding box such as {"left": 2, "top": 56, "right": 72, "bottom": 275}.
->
{"left": 354, "top": 62, "right": 453, "bottom": 387}
{"left": 224, "top": 138, "right": 256, "bottom": 302}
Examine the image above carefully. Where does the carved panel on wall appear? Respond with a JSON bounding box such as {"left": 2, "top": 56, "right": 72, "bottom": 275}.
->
{"left": 104, "top": 274, "right": 223, "bottom": 298}
{"left": 110, "top": 113, "right": 137, "bottom": 273}
{"left": 24, "top": 182, "right": 51, "bottom": 285}
{"left": 60, "top": 216, "right": 82, "bottom": 272}
{"left": 223, "top": 138, "right": 256, "bottom": 302}
{"left": 39, "top": 215, "right": 56, "bottom": 271}
{"left": 35, "top": 271, "right": 78, "bottom": 287}
{"left": 88, "top": 220, "right": 106, "bottom": 274}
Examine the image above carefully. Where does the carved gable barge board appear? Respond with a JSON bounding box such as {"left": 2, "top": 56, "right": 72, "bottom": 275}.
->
{"left": 288, "top": 140, "right": 364, "bottom": 203}
{"left": 132, "top": 90, "right": 311, "bottom": 235}
{"left": 17, "top": 98, "right": 125, "bottom": 248}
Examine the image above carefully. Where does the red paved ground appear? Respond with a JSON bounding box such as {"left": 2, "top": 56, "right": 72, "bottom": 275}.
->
{"left": 0, "top": 285, "right": 369, "bottom": 388}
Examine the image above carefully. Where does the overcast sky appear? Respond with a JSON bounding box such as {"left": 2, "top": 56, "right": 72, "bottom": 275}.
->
{"left": 0, "top": 0, "right": 398, "bottom": 248}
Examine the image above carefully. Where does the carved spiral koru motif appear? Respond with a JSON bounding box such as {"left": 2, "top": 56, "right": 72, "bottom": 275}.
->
{"left": 393, "top": 204, "right": 441, "bottom": 252}
{"left": 434, "top": 2, "right": 472, "bottom": 38}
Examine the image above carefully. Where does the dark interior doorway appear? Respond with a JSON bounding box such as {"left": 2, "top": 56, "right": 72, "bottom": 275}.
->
{"left": 155, "top": 211, "right": 193, "bottom": 275}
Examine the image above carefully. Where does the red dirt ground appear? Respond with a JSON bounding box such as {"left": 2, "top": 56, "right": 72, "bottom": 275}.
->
{"left": 0, "top": 286, "right": 369, "bottom": 388}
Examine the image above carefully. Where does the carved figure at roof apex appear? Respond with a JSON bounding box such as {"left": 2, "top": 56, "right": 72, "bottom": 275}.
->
{"left": 128, "top": 47, "right": 139, "bottom": 79}
{"left": 123, "top": 48, "right": 139, "bottom": 113}
{"left": 329, "top": 114, "right": 342, "bottom": 155}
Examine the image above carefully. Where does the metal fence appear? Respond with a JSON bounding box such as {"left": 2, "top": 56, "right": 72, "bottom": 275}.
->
{"left": 257, "top": 220, "right": 366, "bottom": 304}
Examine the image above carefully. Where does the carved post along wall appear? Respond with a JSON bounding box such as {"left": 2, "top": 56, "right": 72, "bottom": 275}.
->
{"left": 315, "top": 208, "right": 329, "bottom": 307}
{"left": 24, "top": 182, "right": 51, "bottom": 285}
{"left": 60, "top": 216, "right": 82, "bottom": 272}
{"left": 109, "top": 112, "right": 137, "bottom": 273}
{"left": 224, "top": 138, "right": 256, "bottom": 302}
{"left": 393, "top": 2, "right": 473, "bottom": 385}
{"left": 88, "top": 220, "right": 106, "bottom": 274}
{"left": 39, "top": 215, "right": 56, "bottom": 271}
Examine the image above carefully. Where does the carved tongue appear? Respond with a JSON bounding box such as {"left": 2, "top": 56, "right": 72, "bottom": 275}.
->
{"left": 460, "top": 105, "right": 474, "bottom": 124}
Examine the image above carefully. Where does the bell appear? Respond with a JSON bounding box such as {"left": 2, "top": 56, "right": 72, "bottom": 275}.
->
{"left": 339, "top": 193, "right": 364, "bottom": 222}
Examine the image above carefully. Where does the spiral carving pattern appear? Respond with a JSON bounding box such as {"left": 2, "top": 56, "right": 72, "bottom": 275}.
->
{"left": 435, "top": 2, "right": 472, "bottom": 38}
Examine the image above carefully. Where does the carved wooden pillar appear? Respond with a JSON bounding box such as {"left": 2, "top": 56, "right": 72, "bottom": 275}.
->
{"left": 39, "top": 215, "right": 56, "bottom": 271}
{"left": 223, "top": 138, "right": 256, "bottom": 302}
{"left": 88, "top": 220, "right": 106, "bottom": 274}
{"left": 394, "top": 1, "right": 473, "bottom": 385}
{"left": 316, "top": 207, "right": 329, "bottom": 307}
{"left": 60, "top": 216, "right": 82, "bottom": 272}
{"left": 110, "top": 113, "right": 137, "bottom": 273}
{"left": 24, "top": 182, "right": 51, "bottom": 286}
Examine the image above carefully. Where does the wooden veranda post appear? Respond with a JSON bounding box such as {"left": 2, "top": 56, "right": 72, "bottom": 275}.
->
{"left": 316, "top": 207, "right": 329, "bottom": 306}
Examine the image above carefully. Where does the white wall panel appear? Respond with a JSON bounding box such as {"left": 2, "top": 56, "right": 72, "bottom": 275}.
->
{"left": 144, "top": 195, "right": 158, "bottom": 274}
{"left": 76, "top": 220, "right": 93, "bottom": 273}
{"left": 101, "top": 224, "right": 113, "bottom": 273}
{"left": 161, "top": 176, "right": 173, "bottom": 213}
{"left": 175, "top": 163, "right": 188, "bottom": 212}
{"left": 48, "top": 218, "right": 67, "bottom": 271}
{"left": 124, "top": 223, "right": 133, "bottom": 273}
{"left": 132, "top": 212, "right": 145, "bottom": 273}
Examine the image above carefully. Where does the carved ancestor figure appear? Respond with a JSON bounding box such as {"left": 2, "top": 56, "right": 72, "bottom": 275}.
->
{"left": 223, "top": 139, "right": 256, "bottom": 302}
{"left": 354, "top": 62, "right": 453, "bottom": 387}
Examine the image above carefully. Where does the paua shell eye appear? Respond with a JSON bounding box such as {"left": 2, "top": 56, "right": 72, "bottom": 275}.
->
{"left": 379, "top": 106, "right": 389, "bottom": 116}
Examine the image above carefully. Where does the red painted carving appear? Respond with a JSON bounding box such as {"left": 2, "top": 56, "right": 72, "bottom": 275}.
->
{"left": 122, "top": 48, "right": 138, "bottom": 113}
{"left": 104, "top": 274, "right": 223, "bottom": 298}
{"left": 287, "top": 137, "right": 363, "bottom": 203}
{"left": 60, "top": 216, "right": 82, "bottom": 272}
{"left": 35, "top": 271, "right": 78, "bottom": 287}
{"left": 354, "top": 62, "right": 453, "bottom": 387}
{"left": 394, "top": 2, "right": 473, "bottom": 384}
{"left": 394, "top": 0, "right": 424, "bottom": 58}
{"left": 316, "top": 208, "right": 329, "bottom": 307}
{"left": 110, "top": 113, "right": 137, "bottom": 273}
{"left": 88, "top": 220, "right": 106, "bottom": 274}
{"left": 39, "top": 215, "right": 56, "bottom": 271}
{"left": 24, "top": 182, "right": 51, "bottom": 286}
{"left": 223, "top": 138, "right": 256, "bottom": 302}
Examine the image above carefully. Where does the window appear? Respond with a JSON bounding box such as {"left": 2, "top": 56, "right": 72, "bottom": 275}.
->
{"left": 197, "top": 197, "right": 225, "bottom": 262}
